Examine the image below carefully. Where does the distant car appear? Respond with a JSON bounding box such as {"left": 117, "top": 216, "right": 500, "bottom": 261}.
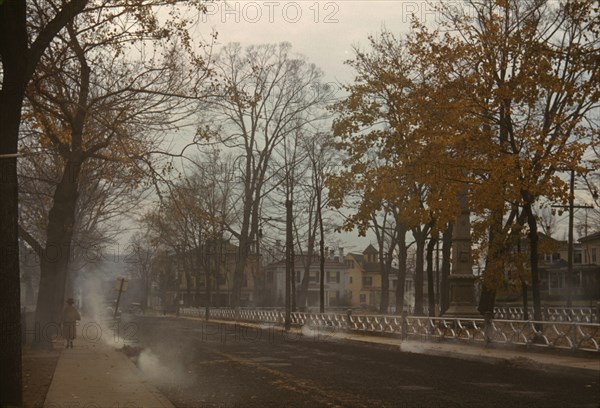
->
{"left": 105, "top": 306, "right": 121, "bottom": 318}
{"left": 102, "top": 300, "right": 122, "bottom": 321}
{"left": 127, "top": 303, "right": 144, "bottom": 315}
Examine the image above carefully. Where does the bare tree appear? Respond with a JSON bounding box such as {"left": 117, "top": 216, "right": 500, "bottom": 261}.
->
{"left": 19, "top": 8, "right": 208, "bottom": 349}
{"left": 144, "top": 149, "right": 236, "bottom": 309}
{"left": 1, "top": 0, "right": 208, "bottom": 396}
{"left": 127, "top": 231, "right": 159, "bottom": 312}
{"left": 537, "top": 206, "right": 559, "bottom": 238}
{"left": 371, "top": 209, "right": 401, "bottom": 314}
{"left": 1, "top": 1, "right": 89, "bottom": 401}
{"left": 202, "top": 42, "right": 331, "bottom": 308}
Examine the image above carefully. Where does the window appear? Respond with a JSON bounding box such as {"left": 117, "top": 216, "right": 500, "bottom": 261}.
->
{"left": 327, "top": 271, "right": 340, "bottom": 283}
{"left": 349, "top": 276, "right": 353, "bottom": 284}
{"left": 549, "top": 271, "right": 562, "bottom": 289}
{"left": 359, "top": 294, "right": 367, "bottom": 303}
{"left": 592, "top": 248, "right": 597, "bottom": 264}
{"left": 296, "top": 271, "right": 302, "bottom": 283}
{"left": 362, "top": 277, "right": 372, "bottom": 287}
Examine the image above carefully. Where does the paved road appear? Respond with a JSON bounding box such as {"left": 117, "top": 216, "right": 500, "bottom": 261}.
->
{"left": 131, "top": 316, "right": 599, "bottom": 408}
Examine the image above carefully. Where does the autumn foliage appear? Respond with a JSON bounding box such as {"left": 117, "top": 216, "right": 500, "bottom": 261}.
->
{"left": 328, "top": 0, "right": 599, "bottom": 317}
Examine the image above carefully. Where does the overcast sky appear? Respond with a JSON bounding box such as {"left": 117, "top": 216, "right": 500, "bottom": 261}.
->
{"left": 194, "top": 1, "right": 446, "bottom": 83}
{"left": 181, "top": 1, "right": 446, "bottom": 252}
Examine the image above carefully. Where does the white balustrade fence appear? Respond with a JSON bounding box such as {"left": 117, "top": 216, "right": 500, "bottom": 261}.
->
{"left": 493, "top": 306, "right": 597, "bottom": 323}
{"left": 179, "top": 307, "right": 600, "bottom": 353}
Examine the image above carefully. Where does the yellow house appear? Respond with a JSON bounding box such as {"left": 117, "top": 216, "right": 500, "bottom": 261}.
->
{"left": 345, "top": 245, "right": 397, "bottom": 311}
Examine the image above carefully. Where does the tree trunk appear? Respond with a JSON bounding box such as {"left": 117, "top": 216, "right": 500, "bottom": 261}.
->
{"left": 395, "top": 226, "right": 408, "bottom": 315}
{"left": 379, "top": 248, "right": 390, "bottom": 313}
{"left": 285, "top": 199, "right": 292, "bottom": 329}
{"left": 143, "top": 278, "right": 149, "bottom": 312}
{"left": 232, "top": 221, "right": 250, "bottom": 309}
{"left": 478, "top": 213, "right": 502, "bottom": 316}
{"left": 413, "top": 233, "right": 426, "bottom": 316}
{"left": 206, "top": 254, "right": 212, "bottom": 320}
{"left": 290, "top": 200, "right": 296, "bottom": 312}
{"left": 298, "top": 259, "right": 311, "bottom": 310}
{"left": 298, "top": 251, "right": 312, "bottom": 310}
{"left": 440, "top": 223, "right": 453, "bottom": 314}
{"left": 0, "top": 2, "right": 27, "bottom": 403}
{"left": 523, "top": 202, "right": 542, "bottom": 322}
{"left": 426, "top": 235, "right": 438, "bottom": 317}
{"left": 232, "top": 155, "right": 256, "bottom": 309}
{"left": 298, "top": 207, "right": 317, "bottom": 310}
{"left": 34, "top": 159, "right": 82, "bottom": 349}
{"left": 318, "top": 197, "right": 325, "bottom": 314}
{"left": 521, "top": 279, "right": 529, "bottom": 320}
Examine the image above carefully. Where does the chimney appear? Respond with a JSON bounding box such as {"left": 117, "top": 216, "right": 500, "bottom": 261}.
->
{"left": 339, "top": 247, "right": 344, "bottom": 261}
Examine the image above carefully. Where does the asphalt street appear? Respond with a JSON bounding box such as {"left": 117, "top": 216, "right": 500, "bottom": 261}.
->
{"left": 131, "top": 316, "right": 599, "bottom": 408}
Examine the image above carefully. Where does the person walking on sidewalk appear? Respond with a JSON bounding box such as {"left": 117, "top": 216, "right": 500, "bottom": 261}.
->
{"left": 62, "top": 298, "right": 81, "bottom": 349}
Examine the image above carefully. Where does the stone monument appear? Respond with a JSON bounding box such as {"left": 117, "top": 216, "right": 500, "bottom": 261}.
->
{"left": 443, "top": 187, "right": 480, "bottom": 318}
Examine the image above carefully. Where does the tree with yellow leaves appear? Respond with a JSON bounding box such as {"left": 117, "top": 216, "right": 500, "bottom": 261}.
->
{"left": 410, "top": 0, "right": 600, "bottom": 320}
{"left": 331, "top": 0, "right": 598, "bottom": 322}
{"left": 329, "top": 31, "right": 465, "bottom": 316}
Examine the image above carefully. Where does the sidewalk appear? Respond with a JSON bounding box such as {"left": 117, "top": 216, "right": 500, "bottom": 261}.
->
{"left": 43, "top": 338, "right": 173, "bottom": 408}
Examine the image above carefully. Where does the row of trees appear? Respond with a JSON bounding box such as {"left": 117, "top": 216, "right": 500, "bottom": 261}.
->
{"left": 1, "top": 0, "right": 210, "bottom": 404}
{"left": 134, "top": 42, "right": 338, "bottom": 319}
{"left": 136, "top": 1, "right": 599, "bottom": 325}
{"left": 329, "top": 0, "right": 599, "bottom": 320}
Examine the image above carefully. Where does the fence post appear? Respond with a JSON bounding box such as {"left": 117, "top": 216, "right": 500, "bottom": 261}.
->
{"left": 346, "top": 309, "right": 352, "bottom": 330}
{"left": 484, "top": 311, "right": 493, "bottom": 343}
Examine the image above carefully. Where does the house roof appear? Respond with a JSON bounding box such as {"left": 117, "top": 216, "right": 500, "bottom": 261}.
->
{"left": 265, "top": 254, "right": 345, "bottom": 269}
{"left": 346, "top": 252, "right": 399, "bottom": 274}
{"left": 363, "top": 244, "right": 378, "bottom": 255}
{"left": 579, "top": 231, "right": 600, "bottom": 243}
{"left": 348, "top": 253, "right": 364, "bottom": 263}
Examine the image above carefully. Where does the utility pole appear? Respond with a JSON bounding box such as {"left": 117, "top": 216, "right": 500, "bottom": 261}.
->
{"left": 285, "top": 199, "right": 292, "bottom": 330}
{"left": 114, "top": 278, "right": 127, "bottom": 320}
{"left": 568, "top": 169, "right": 575, "bottom": 308}
{"left": 552, "top": 169, "right": 594, "bottom": 307}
